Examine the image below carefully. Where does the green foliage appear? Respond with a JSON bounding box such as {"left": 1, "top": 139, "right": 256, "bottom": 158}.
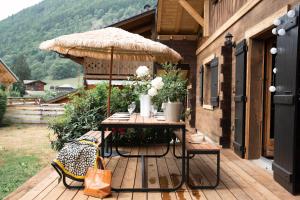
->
{"left": 10, "top": 55, "right": 31, "bottom": 81}
{"left": 8, "top": 82, "right": 26, "bottom": 97}
{"left": 48, "top": 83, "right": 171, "bottom": 151}
{"left": 0, "top": 90, "right": 7, "bottom": 125}
{"left": 48, "top": 84, "right": 108, "bottom": 150}
{"left": 49, "top": 60, "right": 79, "bottom": 80}
{"left": 0, "top": 0, "right": 156, "bottom": 80}
{"left": 0, "top": 150, "right": 41, "bottom": 199}
{"left": 152, "top": 63, "right": 188, "bottom": 106}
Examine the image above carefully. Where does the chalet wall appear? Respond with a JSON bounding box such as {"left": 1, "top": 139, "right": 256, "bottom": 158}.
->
{"left": 209, "top": 0, "right": 247, "bottom": 34}
{"left": 196, "top": 0, "right": 300, "bottom": 146}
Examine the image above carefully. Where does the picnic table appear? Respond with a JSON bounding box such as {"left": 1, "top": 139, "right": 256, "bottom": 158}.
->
{"left": 101, "top": 113, "right": 186, "bottom": 192}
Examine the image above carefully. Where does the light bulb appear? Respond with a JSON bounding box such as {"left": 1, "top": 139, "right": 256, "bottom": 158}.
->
{"left": 270, "top": 47, "right": 277, "bottom": 54}
{"left": 269, "top": 86, "right": 276, "bottom": 92}
{"left": 278, "top": 29, "right": 286, "bottom": 36}
{"left": 273, "top": 19, "right": 281, "bottom": 26}
{"left": 287, "top": 10, "right": 296, "bottom": 18}
{"left": 273, "top": 68, "right": 277, "bottom": 74}
{"left": 272, "top": 28, "right": 277, "bottom": 35}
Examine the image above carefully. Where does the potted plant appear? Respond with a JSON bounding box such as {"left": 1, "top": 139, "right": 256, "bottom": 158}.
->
{"left": 130, "top": 66, "right": 164, "bottom": 117}
{"left": 153, "top": 63, "right": 187, "bottom": 122}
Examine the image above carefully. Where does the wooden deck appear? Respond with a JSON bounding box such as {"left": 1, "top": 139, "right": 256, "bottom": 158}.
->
{"left": 12, "top": 146, "right": 300, "bottom": 200}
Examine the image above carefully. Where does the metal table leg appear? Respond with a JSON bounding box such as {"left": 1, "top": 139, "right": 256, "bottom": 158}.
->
{"left": 187, "top": 151, "right": 220, "bottom": 189}
{"left": 111, "top": 127, "right": 186, "bottom": 192}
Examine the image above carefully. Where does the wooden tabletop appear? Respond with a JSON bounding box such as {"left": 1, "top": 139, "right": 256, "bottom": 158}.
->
{"left": 101, "top": 113, "right": 185, "bottom": 127}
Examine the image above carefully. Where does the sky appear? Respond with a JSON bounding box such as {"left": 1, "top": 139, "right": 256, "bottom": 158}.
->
{"left": 0, "top": 0, "right": 43, "bottom": 21}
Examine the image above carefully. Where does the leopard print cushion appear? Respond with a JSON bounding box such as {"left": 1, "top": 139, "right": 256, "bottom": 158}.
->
{"left": 55, "top": 135, "right": 98, "bottom": 179}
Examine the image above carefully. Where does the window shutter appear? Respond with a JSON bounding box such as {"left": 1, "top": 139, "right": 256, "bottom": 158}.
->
{"left": 272, "top": 6, "right": 300, "bottom": 194}
{"left": 233, "top": 39, "right": 247, "bottom": 158}
{"left": 210, "top": 57, "right": 219, "bottom": 107}
{"left": 199, "top": 65, "right": 204, "bottom": 105}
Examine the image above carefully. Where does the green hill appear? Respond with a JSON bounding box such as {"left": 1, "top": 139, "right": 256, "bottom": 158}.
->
{"left": 0, "top": 0, "right": 156, "bottom": 80}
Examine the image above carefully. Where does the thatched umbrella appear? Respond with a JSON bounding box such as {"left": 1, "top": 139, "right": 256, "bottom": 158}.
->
{"left": 40, "top": 27, "right": 182, "bottom": 116}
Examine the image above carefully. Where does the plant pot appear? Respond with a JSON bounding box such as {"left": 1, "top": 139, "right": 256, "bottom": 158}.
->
{"left": 165, "top": 102, "right": 182, "bottom": 122}
{"left": 140, "top": 94, "right": 151, "bottom": 117}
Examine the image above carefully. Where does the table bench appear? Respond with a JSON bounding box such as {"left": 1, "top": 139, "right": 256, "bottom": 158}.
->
{"left": 51, "top": 130, "right": 111, "bottom": 189}
{"left": 174, "top": 130, "right": 221, "bottom": 189}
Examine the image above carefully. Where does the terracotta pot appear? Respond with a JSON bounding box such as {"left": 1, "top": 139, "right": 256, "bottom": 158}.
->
{"left": 165, "top": 102, "right": 182, "bottom": 122}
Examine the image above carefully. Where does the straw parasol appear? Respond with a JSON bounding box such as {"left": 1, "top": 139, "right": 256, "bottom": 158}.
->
{"left": 40, "top": 27, "right": 182, "bottom": 116}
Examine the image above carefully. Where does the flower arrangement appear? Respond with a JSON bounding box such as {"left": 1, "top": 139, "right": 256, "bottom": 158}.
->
{"left": 131, "top": 66, "right": 164, "bottom": 97}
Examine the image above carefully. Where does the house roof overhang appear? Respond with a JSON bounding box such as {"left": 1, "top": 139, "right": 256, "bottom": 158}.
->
{"left": 0, "top": 59, "right": 18, "bottom": 86}
{"left": 156, "top": 0, "right": 206, "bottom": 40}
{"left": 108, "top": 9, "right": 155, "bottom": 38}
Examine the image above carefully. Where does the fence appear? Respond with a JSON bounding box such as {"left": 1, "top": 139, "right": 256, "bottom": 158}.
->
{"left": 3, "top": 104, "right": 65, "bottom": 124}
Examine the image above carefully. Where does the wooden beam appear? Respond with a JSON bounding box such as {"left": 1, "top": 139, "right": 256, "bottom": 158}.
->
{"left": 196, "top": 0, "right": 262, "bottom": 55}
{"left": 134, "top": 25, "right": 152, "bottom": 34}
{"left": 156, "top": 0, "right": 163, "bottom": 33}
{"left": 178, "top": 0, "right": 204, "bottom": 27}
{"left": 203, "top": 0, "right": 210, "bottom": 36}
{"left": 156, "top": 34, "right": 198, "bottom": 41}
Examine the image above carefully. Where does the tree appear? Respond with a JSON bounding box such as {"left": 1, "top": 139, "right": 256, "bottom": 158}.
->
{"left": 11, "top": 54, "right": 31, "bottom": 81}
{"left": 49, "top": 60, "right": 79, "bottom": 80}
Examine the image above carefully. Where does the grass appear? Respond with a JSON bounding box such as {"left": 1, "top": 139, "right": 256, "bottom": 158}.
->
{"left": 0, "top": 124, "right": 56, "bottom": 199}
{"left": 43, "top": 75, "right": 84, "bottom": 90}
{"left": 0, "top": 150, "right": 41, "bottom": 199}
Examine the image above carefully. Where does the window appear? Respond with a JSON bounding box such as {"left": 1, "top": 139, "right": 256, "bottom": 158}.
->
{"left": 200, "top": 55, "right": 219, "bottom": 109}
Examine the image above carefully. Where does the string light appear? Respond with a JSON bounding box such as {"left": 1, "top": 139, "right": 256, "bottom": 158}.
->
{"left": 270, "top": 47, "right": 278, "bottom": 54}
{"left": 269, "top": 86, "right": 276, "bottom": 92}
{"left": 287, "top": 9, "right": 296, "bottom": 18}
{"left": 278, "top": 29, "right": 286, "bottom": 36}
{"left": 273, "top": 68, "right": 278, "bottom": 74}
{"left": 273, "top": 19, "right": 281, "bottom": 26}
{"left": 272, "top": 28, "right": 277, "bottom": 35}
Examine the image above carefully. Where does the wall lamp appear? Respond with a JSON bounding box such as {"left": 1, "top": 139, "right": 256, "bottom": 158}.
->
{"left": 225, "top": 32, "right": 236, "bottom": 47}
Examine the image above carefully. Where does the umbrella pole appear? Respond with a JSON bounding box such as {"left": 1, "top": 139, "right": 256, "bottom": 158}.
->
{"left": 107, "top": 47, "right": 114, "bottom": 117}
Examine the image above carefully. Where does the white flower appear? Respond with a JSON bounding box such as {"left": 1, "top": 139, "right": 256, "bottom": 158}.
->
{"left": 148, "top": 87, "right": 158, "bottom": 97}
{"left": 151, "top": 76, "right": 164, "bottom": 90}
{"left": 136, "top": 66, "right": 149, "bottom": 77}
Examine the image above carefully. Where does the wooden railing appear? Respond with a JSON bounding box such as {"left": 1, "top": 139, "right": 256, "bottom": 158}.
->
{"left": 3, "top": 104, "right": 65, "bottom": 124}
{"left": 7, "top": 97, "right": 43, "bottom": 105}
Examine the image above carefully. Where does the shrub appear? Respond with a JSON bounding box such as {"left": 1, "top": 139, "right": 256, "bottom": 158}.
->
{"left": 48, "top": 83, "right": 172, "bottom": 151}
{"left": 0, "top": 90, "right": 7, "bottom": 125}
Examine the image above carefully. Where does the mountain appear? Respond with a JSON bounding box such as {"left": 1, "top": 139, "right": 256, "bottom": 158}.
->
{"left": 0, "top": 0, "right": 156, "bottom": 80}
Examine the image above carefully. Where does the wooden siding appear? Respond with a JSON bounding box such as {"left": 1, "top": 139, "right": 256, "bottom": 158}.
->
{"left": 25, "top": 82, "right": 45, "bottom": 91}
{"left": 195, "top": 0, "right": 300, "bottom": 157}
{"left": 209, "top": 0, "right": 248, "bottom": 34}
{"left": 8, "top": 147, "right": 300, "bottom": 200}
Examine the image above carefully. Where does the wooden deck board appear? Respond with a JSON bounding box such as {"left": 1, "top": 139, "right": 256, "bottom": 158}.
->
{"left": 11, "top": 146, "right": 300, "bottom": 200}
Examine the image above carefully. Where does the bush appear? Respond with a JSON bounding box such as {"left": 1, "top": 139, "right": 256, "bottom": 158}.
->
{"left": 49, "top": 84, "right": 137, "bottom": 150}
{"left": 0, "top": 90, "right": 7, "bottom": 125}
{"left": 48, "top": 83, "right": 172, "bottom": 151}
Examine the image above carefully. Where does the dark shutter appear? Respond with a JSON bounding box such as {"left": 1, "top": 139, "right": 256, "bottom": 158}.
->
{"left": 199, "top": 65, "right": 204, "bottom": 105}
{"left": 272, "top": 6, "right": 300, "bottom": 194}
{"left": 210, "top": 58, "right": 219, "bottom": 107}
{"left": 233, "top": 39, "right": 247, "bottom": 158}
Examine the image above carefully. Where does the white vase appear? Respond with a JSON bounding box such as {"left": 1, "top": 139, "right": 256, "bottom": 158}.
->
{"left": 140, "top": 94, "right": 151, "bottom": 117}
{"left": 165, "top": 102, "right": 182, "bottom": 122}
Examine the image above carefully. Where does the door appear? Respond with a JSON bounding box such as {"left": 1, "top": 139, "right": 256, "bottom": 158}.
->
{"left": 233, "top": 39, "right": 247, "bottom": 158}
{"left": 272, "top": 6, "right": 300, "bottom": 194}
{"left": 262, "top": 37, "right": 276, "bottom": 158}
